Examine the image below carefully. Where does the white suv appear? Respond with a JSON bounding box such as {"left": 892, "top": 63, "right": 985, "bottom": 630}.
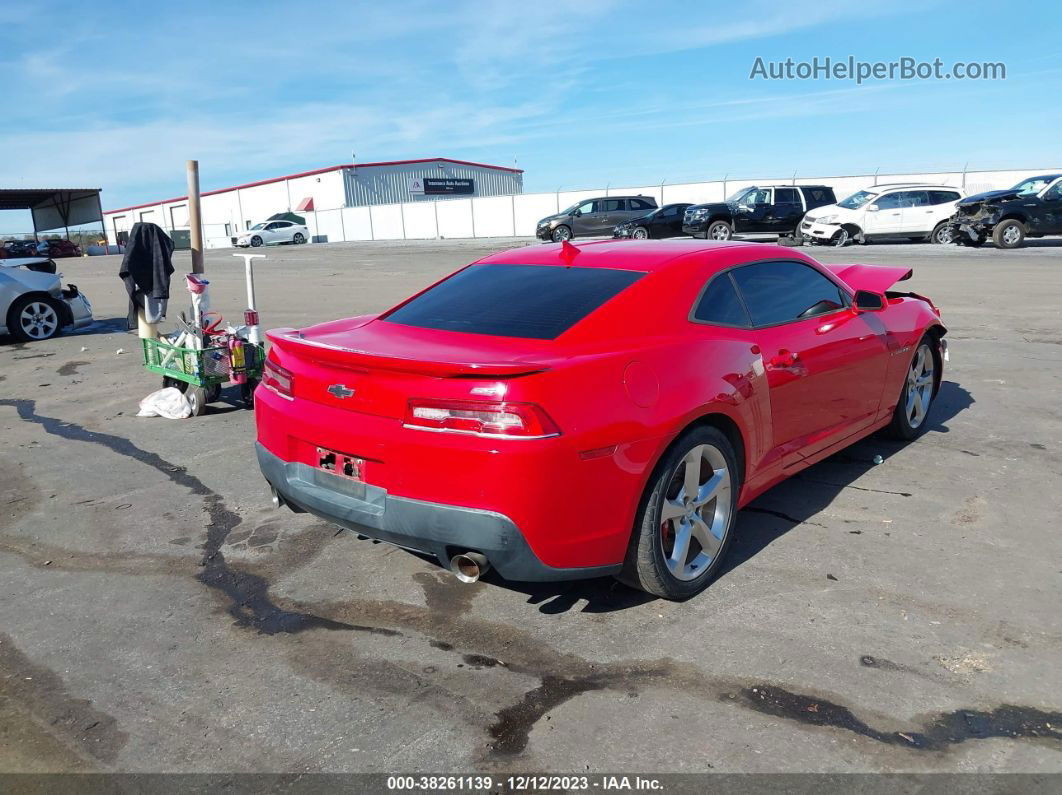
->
{"left": 800, "top": 184, "right": 964, "bottom": 246}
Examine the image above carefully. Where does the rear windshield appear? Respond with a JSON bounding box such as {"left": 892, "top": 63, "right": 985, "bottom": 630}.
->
{"left": 383, "top": 264, "right": 644, "bottom": 339}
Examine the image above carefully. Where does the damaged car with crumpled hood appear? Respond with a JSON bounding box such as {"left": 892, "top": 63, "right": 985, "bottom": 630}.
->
{"left": 0, "top": 258, "right": 92, "bottom": 342}
{"left": 946, "top": 173, "right": 1062, "bottom": 249}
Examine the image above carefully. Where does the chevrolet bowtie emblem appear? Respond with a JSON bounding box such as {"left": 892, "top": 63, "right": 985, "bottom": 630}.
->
{"left": 327, "top": 384, "right": 355, "bottom": 399}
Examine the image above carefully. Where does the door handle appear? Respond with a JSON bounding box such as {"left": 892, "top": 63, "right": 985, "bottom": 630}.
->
{"left": 769, "top": 349, "right": 799, "bottom": 367}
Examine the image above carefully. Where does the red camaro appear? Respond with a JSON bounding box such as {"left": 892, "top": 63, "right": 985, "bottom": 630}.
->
{"left": 256, "top": 240, "right": 946, "bottom": 599}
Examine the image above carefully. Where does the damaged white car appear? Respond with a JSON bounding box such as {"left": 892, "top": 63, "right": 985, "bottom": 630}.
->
{"left": 0, "top": 258, "right": 93, "bottom": 342}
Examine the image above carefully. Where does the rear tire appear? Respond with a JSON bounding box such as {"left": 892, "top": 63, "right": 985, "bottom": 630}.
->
{"left": 992, "top": 219, "right": 1025, "bottom": 249}
{"left": 930, "top": 223, "right": 955, "bottom": 245}
{"left": 886, "top": 337, "right": 938, "bottom": 440}
{"left": 619, "top": 426, "right": 740, "bottom": 600}
{"left": 293, "top": 232, "right": 305, "bottom": 244}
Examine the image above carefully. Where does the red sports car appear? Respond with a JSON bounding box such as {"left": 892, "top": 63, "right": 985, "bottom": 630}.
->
{"left": 256, "top": 240, "right": 946, "bottom": 599}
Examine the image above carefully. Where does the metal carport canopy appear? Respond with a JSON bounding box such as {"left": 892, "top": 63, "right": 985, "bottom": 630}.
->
{"left": 0, "top": 187, "right": 103, "bottom": 233}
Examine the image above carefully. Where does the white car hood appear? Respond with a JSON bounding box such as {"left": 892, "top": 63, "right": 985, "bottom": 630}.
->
{"left": 805, "top": 202, "right": 861, "bottom": 222}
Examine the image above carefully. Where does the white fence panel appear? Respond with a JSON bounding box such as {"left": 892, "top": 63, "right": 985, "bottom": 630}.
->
{"left": 437, "top": 199, "right": 474, "bottom": 239}
{"left": 662, "top": 181, "right": 721, "bottom": 204}
{"left": 370, "top": 204, "right": 405, "bottom": 239}
{"left": 341, "top": 207, "right": 374, "bottom": 241}
{"left": 514, "top": 194, "right": 561, "bottom": 236}
{"left": 403, "top": 202, "right": 438, "bottom": 239}
{"left": 313, "top": 209, "right": 344, "bottom": 243}
{"left": 472, "top": 196, "right": 515, "bottom": 238}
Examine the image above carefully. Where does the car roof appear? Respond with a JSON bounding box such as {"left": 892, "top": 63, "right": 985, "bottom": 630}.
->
{"left": 1024, "top": 173, "right": 1062, "bottom": 181}
{"left": 865, "top": 183, "right": 960, "bottom": 190}
{"left": 477, "top": 239, "right": 780, "bottom": 273}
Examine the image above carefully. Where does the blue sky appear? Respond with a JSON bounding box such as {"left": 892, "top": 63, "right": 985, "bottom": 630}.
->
{"left": 1, "top": 0, "right": 1060, "bottom": 226}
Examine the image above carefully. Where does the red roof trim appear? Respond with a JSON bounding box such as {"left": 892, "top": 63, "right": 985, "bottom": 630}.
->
{"left": 104, "top": 158, "right": 523, "bottom": 214}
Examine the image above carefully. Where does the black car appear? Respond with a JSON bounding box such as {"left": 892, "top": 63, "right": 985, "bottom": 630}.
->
{"left": 612, "top": 203, "right": 693, "bottom": 239}
{"left": 536, "top": 196, "right": 658, "bottom": 242}
{"left": 1, "top": 240, "right": 40, "bottom": 258}
{"left": 682, "top": 185, "right": 836, "bottom": 240}
{"left": 947, "top": 174, "right": 1062, "bottom": 248}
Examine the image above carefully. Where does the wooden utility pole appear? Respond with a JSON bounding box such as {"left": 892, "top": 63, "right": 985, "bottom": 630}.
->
{"left": 187, "top": 159, "right": 205, "bottom": 273}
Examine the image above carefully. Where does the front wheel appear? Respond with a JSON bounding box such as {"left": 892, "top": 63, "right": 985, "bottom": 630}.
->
{"left": 632, "top": 226, "right": 649, "bottom": 240}
{"left": 706, "top": 221, "right": 732, "bottom": 241}
{"left": 293, "top": 232, "right": 305, "bottom": 244}
{"left": 8, "top": 295, "right": 62, "bottom": 342}
{"left": 250, "top": 235, "right": 263, "bottom": 247}
{"left": 551, "top": 225, "right": 572, "bottom": 242}
{"left": 831, "top": 228, "right": 850, "bottom": 247}
{"left": 992, "top": 219, "right": 1025, "bottom": 249}
{"left": 886, "top": 338, "right": 937, "bottom": 440}
{"left": 620, "top": 426, "right": 739, "bottom": 599}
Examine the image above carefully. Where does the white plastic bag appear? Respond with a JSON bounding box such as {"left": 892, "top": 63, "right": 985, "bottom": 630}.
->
{"left": 137, "top": 387, "right": 192, "bottom": 419}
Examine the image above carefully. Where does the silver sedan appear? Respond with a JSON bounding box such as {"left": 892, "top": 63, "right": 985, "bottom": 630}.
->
{"left": 0, "top": 259, "right": 93, "bottom": 342}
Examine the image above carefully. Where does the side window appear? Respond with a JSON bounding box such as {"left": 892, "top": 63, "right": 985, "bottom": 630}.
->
{"left": 902, "top": 191, "right": 930, "bottom": 207}
{"left": 264, "top": 222, "right": 279, "bottom": 230}
{"left": 873, "top": 192, "right": 903, "bottom": 210}
{"left": 774, "top": 188, "right": 799, "bottom": 203}
{"left": 1044, "top": 181, "right": 1062, "bottom": 201}
{"left": 804, "top": 188, "right": 828, "bottom": 203}
{"left": 575, "top": 200, "right": 595, "bottom": 214}
{"left": 658, "top": 206, "right": 676, "bottom": 218}
{"left": 930, "top": 190, "right": 961, "bottom": 204}
{"left": 630, "top": 198, "right": 654, "bottom": 211}
{"left": 602, "top": 199, "right": 624, "bottom": 212}
{"left": 730, "top": 261, "right": 848, "bottom": 327}
{"left": 693, "top": 273, "right": 751, "bottom": 327}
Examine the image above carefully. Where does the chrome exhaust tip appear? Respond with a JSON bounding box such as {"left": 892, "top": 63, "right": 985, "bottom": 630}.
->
{"left": 270, "top": 487, "right": 284, "bottom": 510}
{"left": 450, "top": 552, "right": 490, "bottom": 583}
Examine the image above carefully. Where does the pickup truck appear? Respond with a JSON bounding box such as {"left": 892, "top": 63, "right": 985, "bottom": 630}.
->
{"left": 682, "top": 185, "right": 836, "bottom": 241}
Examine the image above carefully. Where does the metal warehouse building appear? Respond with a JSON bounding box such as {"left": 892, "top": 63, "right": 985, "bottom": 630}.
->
{"left": 103, "top": 157, "right": 523, "bottom": 248}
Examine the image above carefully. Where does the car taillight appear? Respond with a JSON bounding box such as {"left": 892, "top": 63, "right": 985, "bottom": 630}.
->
{"left": 404, "top": 398, "right": 560, "bottom": 438}
{"left": 262, "top": 358, "right": 294, "bottom": 398}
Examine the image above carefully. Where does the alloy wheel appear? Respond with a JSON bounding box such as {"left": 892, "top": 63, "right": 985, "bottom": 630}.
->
{"left": 659, "top": 444, "right": 732, "bottom": 581}
{"left": 1002, "top": 225, "right": 1021, "bottom": 246}
{"left": 710, "top": 224, "right": 731, "bottom": 240}
{"left": 19, "top": 301, "right": 59, "bottom": 340}
{"left": 905, "top": 345, "right": 934, "bottom": 429}
{"left": 633, "top": 227, "right": 648, "bottom": 240}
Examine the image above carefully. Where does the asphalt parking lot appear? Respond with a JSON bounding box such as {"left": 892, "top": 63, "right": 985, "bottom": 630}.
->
{"left": 1, "top": 237, "right": 1060, "bottom": 775}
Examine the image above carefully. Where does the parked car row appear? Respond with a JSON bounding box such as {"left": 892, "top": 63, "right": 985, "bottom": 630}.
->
{"left": 535, "top": 173, "right": 1062, "bottom": 249}
{"left": 1, "top": 239, "right": 82, "bottom": 259}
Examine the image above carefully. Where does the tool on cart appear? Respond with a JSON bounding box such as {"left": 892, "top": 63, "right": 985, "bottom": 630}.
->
{"left": 140, "top": 253, "right": 268, "bottom": 417}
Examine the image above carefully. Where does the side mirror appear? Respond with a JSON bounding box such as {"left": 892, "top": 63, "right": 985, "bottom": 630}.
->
{"left": 572, "top": 210, "right": 582, "bottom": 217}
{"left": 854, "top": 290, "right": 886, "bottom": 311}
{"left": 866, "top": 204, "right": 879, "bottom": 212}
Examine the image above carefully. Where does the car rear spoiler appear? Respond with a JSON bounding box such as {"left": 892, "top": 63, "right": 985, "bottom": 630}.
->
{"left": 825, "top": 264, "right": 913, "bottom": 294}
{"left": 266, "top": 328, "right": 551, "bottom": 377}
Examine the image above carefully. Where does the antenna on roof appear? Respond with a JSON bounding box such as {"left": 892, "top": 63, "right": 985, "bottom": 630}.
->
{"left": 560, "top": 239, "right": 580, "bottom": 267}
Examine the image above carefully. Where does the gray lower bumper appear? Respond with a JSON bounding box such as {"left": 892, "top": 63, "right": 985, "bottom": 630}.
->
{"left": 256, "top": 444, "right": 621, "bottom": 582}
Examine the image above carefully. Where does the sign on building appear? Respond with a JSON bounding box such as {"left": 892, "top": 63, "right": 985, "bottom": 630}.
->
{"left": 408, "top": 178, "right": 425, "bottom": 195}
{"left": 424, "top": 178, "right": 474, "bottom": 195}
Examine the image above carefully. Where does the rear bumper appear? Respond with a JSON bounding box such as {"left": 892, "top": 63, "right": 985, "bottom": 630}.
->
{"left": 256, "top": 443, "right": 622, "bottom": 582}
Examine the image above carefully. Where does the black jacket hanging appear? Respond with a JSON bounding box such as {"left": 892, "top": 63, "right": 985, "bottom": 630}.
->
{"left": 118, "top": 222, "right": 175, "bottom": 328}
